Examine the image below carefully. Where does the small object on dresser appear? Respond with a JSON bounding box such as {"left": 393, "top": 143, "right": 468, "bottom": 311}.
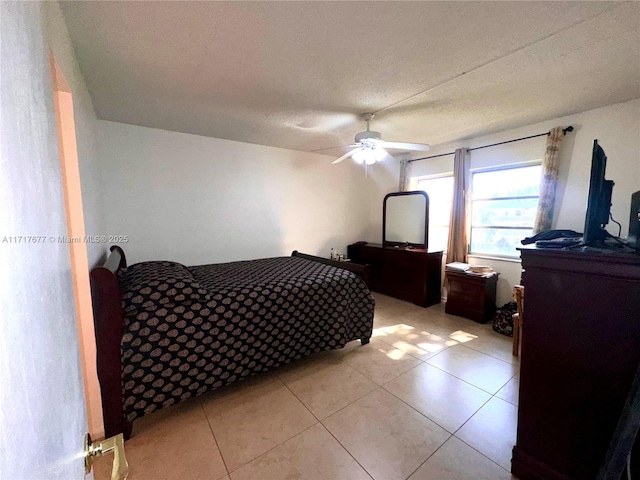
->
{"left": 444, "top": 262, "right": 470, "bottom": 273}
{"left": 330, "top": 248, "right": 335, "bottom": 260}
{"left": 466, "top": 266, "right": 496, "bottom": 277}
{"left": 468, "top": 265, "right": 494, "bottom": 274}
{"left": 445, "top": 262, "right": 470, "bottom": 273}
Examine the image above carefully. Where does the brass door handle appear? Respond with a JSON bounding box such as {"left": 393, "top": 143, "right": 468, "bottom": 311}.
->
{"left": 84, "top": 433, "right": 129, "bottom": 480}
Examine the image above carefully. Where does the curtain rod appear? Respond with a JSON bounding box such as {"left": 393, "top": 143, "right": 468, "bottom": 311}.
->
{"left": 407, "top": 125, "right": 574, "bottom": 164}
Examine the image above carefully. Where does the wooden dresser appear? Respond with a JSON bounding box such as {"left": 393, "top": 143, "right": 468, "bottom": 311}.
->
{"left": 513, "top": 247, "right": 640, "bottom": 480}
{"left": 347, "top": 243, "right": 443, "bottom": 307}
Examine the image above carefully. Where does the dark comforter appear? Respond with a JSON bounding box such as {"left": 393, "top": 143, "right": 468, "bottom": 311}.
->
{"left": 118, "top": 256, "right": 374, "bottom": 422}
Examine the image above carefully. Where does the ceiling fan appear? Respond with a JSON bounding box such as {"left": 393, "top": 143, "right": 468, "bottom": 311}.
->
{"left": 332, "top": 113, "right": 430, "bottom": 165}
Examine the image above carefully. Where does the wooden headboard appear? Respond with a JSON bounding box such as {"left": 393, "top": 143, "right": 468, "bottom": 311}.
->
{"left": 89, "top": 245, "right": 132, "bottom": 439}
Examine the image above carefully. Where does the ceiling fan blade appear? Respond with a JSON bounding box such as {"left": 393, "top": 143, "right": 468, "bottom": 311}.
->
{"left": 380, "top": 141, "right": 431, "bottom": 151}
{"left": 332, "top": 148, "right": 360, "bottom": 164}
{"left": 312, "top": 144, "right": 360, "bottom": 153}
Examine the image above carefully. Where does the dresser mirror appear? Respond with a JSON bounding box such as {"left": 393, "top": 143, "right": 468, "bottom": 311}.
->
{"left": 383, "top": 191, "right": 429, "bottom": 249}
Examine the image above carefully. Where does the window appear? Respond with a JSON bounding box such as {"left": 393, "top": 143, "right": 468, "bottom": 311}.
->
{"left": 416, "top": 175, "right": 454, "bottom": 252}
{"left": 470, "top": 164, "right": 541, "bottom": 258}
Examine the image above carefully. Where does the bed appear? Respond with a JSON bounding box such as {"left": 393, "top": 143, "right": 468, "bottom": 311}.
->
{"left": 90, "top": 246, "right": 374, "bottom": 439}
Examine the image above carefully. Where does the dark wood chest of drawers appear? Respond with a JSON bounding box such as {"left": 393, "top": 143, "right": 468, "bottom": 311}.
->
{"left": 513, "top": 247, "right": 640, "bottom": 480}
{"left": 445, "top": 271, "right": 498, "bottom": 323}
{"left": 347, "top": 243, "right": 443, "bottom": 307}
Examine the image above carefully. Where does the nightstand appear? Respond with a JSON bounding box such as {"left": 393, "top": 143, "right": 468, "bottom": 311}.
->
{"left": 445, "top": 271, "right": 498, "bottom": 323}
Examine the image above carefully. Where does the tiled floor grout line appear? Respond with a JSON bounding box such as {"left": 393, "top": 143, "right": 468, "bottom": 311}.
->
{"left": 402, "top": 433, "right": 455, "bottom": 480}
{"left": 452, "top": 342, "right": 518, "bottom": 365}
{"left": 340, "top": 352, "right": 427, "bottom": 388}
{"left": 418, "top": 359, "right": 514, "bottom": 397}
{"left": 228, "top": 313, "right": 517, "bottom": 478}
{"left": 198, "top": 400, "right": 231, "bottom": 478}
{"left": 277, "top": 359, "right": 379, "bottom": 420}
{"left": 457, "top": 342, "right": 520, "bottom": 367}
{"left": 224, "top": 422, "right": 321, "bottom": 477}
{"left": 371, "top": 332, "right": 452, "bottom": 362}
{"left": 278, "top": 345, "right": 487, "bottom": 480}
{"left": 374, "top": 298, "right": 521, "bottom": 476}
{"left": 492, "top": 370, "right": 521, "bottom": 400}
{"left": 447, "top": 387, "right": 517, "bottom": 475}
{"left": 277, "top": 376, "right": 375, "bottom": 480}
{"left": 372, "top": 318, "right": 520, "bottom": 398}
{"left": 451, "top": 394, "right": 494, "bottom": 437}
{"left": 375, "top": 311, "right": 521, "bottom": 367}
{"left": 274, "top": 375, "right": 321, "bottom": 422}
{"left": 361, "top": 336, "right": 428, "bottom": 363}
{"left": 360, "top": 306, "right": 520, "bottom": 477}
{"left": 377, "top": 356, "right": 506, "bottom": 438}
{"left": 317, "top": 423, "right": 376, "bottom": 480}
{"left": 197, "top": 374, "right": 317, "bottom": 478}
{"left": 379, "top": 382, "right": 460, "bottom": 435}
{"left": 204, "top": 376, "right": 324, "bottom": 474}
{"left": 297, "top": 360, "right": 458, "bottom": 447}
{"left": 495, "top": 370, "right": 521, "bottom": 406}
{"left": 452, "top": 434, "right": 515, "bottom": 475}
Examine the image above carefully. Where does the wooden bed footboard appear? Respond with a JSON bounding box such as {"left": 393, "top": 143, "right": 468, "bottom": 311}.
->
{"left": 89, "top": 245, "right": 132, "bottom": 440}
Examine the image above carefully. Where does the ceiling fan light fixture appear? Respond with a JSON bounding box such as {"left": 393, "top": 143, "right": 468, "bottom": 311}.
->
{"left": 353, "top": 147, "right": 381, "bottom": 165}
{"left": 374, "top": 147, "right": 387, "bottom": 161}
{"left": 330, "top": 113, "right": 430, "bottom": 166}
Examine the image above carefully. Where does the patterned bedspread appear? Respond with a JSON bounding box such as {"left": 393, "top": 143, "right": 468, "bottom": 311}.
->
{"left": 118, "top": 256, "right": 374, "bottom": 422}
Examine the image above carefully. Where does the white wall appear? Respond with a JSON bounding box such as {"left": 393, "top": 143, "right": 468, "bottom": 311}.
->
{"left": 1, "top": 2, "right": 88, "bottom": 477}
{"left": 98, "top": 121, "right": 372, "bottom": 266}
{"left": 366, "top": 99, "right": 640, "bottom": 305}
{"left": 43, "top": 2, "right": 105, "bottom": 268}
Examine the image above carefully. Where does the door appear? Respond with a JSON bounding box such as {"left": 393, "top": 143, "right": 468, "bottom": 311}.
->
{"left": 0, "top": 2, "right": 89, "bottom": 479}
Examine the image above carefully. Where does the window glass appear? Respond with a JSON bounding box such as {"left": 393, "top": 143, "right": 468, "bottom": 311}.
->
{"left": 472, "top": 166, "right": 541, "bottom": 199}
{"left": 416, "top": 175, "right": 454, "bottom": 252}
{"left": 470, "top": 164, "right": 541, "bottom": 257}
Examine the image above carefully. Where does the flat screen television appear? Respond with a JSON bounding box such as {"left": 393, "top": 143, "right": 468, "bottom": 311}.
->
{"left": 583, "top": 140, "right": 615, "bottom": 245}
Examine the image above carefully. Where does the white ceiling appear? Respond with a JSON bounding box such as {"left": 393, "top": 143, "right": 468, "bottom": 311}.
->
{"left": 60, "top": 1, "right": 640, "bottom": 157}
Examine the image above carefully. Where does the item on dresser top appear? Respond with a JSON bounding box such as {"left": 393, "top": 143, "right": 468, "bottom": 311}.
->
{"left": 465, "top": 271, "right": 498, "bottom": 278}
{"left": 468, "top": 265, "right": 494, "bottom": 274}
{"left": 445, "top": 262, "right": 470, "bottom": 272}
{"left": 521, "top": 229, "right": 582, "bottom": 245}
{"left": 535, "top": 236, "right": 583, "bottom": 248}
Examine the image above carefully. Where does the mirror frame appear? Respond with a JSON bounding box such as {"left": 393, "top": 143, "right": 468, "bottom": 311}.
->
{"left": 383, "top": 191, "right": 429, "bottom": 249}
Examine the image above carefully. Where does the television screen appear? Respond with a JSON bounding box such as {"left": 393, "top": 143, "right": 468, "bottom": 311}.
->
{"left": 583, "top": 140, "right": 614, "bottom": 245}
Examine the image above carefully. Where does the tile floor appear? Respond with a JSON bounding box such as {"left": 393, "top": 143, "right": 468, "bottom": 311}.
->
{"left": 95, "top": 294, "right": 520, "bottom": 480}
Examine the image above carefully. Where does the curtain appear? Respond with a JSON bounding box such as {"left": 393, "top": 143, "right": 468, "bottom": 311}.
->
{"left": 399, "top": 159, "right": 411, "bottom": 192}
{"left": 446, "top": 148, "right": 469, "bottom": 263}
{"left": 533, "top": 126, "right": 565, "bottom": 233}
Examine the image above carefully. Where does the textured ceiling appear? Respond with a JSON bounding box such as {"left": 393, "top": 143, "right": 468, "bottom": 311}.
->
{"left": 60, "top": 1, "right": 640, "bottom": 157}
